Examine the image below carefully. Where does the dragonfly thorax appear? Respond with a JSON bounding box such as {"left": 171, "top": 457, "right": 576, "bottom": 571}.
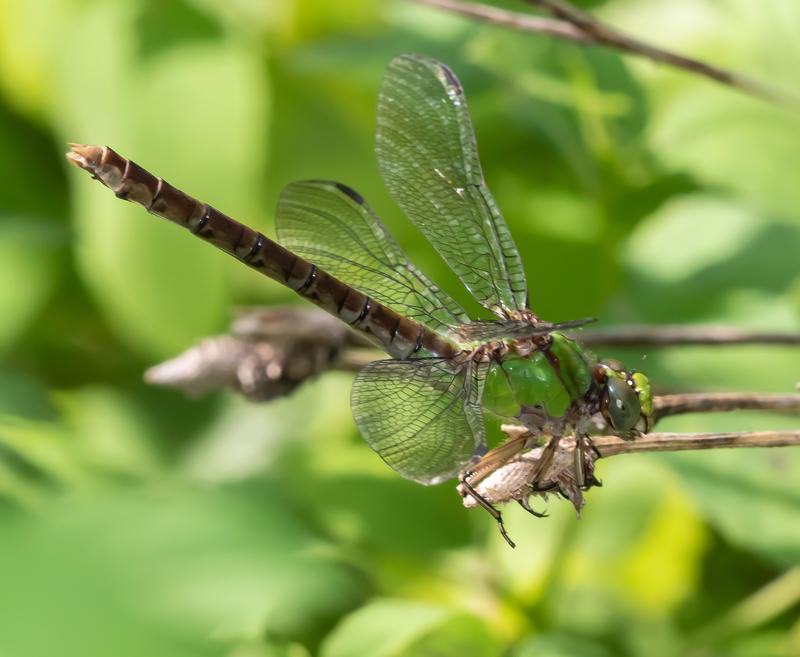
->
{"left": 482, "top": 333, "right": 593, "bottom": 426}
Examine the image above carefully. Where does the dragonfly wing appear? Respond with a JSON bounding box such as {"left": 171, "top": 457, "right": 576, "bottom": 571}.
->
{"left": 461, "top": 317, "right": 597, "bottom": 342}
{"left": 351, "top": 358, "right": 486, "bottom": 484}
{"left": 376, "top": 54, "right": 528, "bottom": 317}
{"left": 277, "top": 180, "right": 469, "bottom": 338}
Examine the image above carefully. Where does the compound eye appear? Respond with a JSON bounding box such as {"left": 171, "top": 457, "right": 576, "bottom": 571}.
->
{"left": 606, "top": 376, "right": 641, "bottom": 431}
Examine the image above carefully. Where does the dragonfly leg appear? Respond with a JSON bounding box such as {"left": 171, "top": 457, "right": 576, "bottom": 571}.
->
{"left": 465, "top": 432, "right": 530, "bottom": 486}
{"left": 530, "top": 434, "right": 561, "bottom": 485}
{"left": 530, "top": 480, "right": 559, "bottom": 493}
{"left": 518, "top": 496, "right": 548, "bottom": 518}
{"left": 530, "top": 480, "right": 571, "bottom": 502}
{"left": 574, "top": 434, "right": 587, "bottom": 490}
{"left": 459, "top": 473, "right": 516, "bottom": 549}
{"left": 588, "top": 437, "right": 604, "bottom": 461}
{"left": 579, "top": 435, "right": 603, "bottom": 490}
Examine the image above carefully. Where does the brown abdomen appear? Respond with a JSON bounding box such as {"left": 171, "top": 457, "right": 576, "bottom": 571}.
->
{"left": 66, "top": 144, "right": 457, "bottom": 360}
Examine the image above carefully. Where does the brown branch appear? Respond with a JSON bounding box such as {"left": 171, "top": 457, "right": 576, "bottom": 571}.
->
{"left": 329, "top": 324, "right": 800, "bottom": 371}
{"left": 413, "top": 0, "right": 800, "bottom": 110}
{"left": 465, "top": 428, "right": 799, "bottom": 511}
{"left": 574, "top": 325, "right": 800, "bottom": 347}
{"left": 593, "top": 430, "right": 800, "bottom": 457}
{"left": 654, "top": 392, "right": 800, "bottom": 422}
{"left": 144, "top": 307, "right": 800, "bottom": 427}
{"left": 335, "top": 349, "right": 384, "bottom": 372}
{"left": 414, "top": 0, "right": 592, "bottom": 40}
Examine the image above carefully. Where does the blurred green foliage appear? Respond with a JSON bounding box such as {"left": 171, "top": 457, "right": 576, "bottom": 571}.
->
{"left": 0, "top": 0, "right": 799, "bottom": 655}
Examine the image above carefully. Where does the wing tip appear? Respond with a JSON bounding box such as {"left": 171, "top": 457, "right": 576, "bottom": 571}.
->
{"left": 389, "top": 53, "right": 463, "bottom": 91}
{"left": 333, "top": 181, "right": 366, "bottom": 205}
{"left": 287, "top": 179, "right": 367, "bottom": 206}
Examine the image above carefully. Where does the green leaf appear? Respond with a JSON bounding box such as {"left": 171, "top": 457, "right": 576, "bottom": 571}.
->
{"left": 665, "top": 448, "right": 800, "bottom": 568}
{"left": 0, "top": 482, "right": 369, "bottom": 655}
{"left": 723, "top": 631, "right": 792, "bottom": 657}
{"left": 0, "top": 217, "right": 64, "bottom": 352}
{"left": 651, "top": 96, "right": 800, "bottom": 220}
{"left": 622, "top": 193, "right": 800, "bottom": 324}
{"left": 512, "top": 634, "right": 612, "bottom": 657}
{"left": 624, "top": 194, "right": 760, "bottom": 285}
{"left": 616, "top": 0, "right": 800, "bottom": 219}
{"left": 57, "top": 386, "right": 162, "bottom": 478}
{"left": 0, "top": 416, "right": 85, "bottom": 492}
{"left": 493, "top": 456, "right": 708, "bottom": 621}
{"left": 0, "top": 368, "right": 55, "bottom": 421}
{"left": 321, "top": 599, "right": 498, "bottom": 657}
{"left": 56, "top": 2, "right": 268, "bottom": 358}
{"left": 405, "top": 612, "right": 502, "bottom": 657}
{"left": 0, "top": 0, "right": 72, "bottom": 118}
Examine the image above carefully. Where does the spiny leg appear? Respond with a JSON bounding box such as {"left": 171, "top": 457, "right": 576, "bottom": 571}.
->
{"left": 531, "top": 479, "right": 570, "bottom": 500}
{"left": 465, "top": 432, "right": 529, "bottom": 486}
{"left": 459, "top": 472, "right": 516, "bottom": 548}
{"left": 574, "top": 433, "right": 587, "bottom": 490}
{"left": 518, "top": 496, "right": 548, "bottom": 518}
{"left": 530, "top": 434, "right": 561, "bottom": 485}
{"left": 588, "top": 436, "right": 604, "bottom": 461}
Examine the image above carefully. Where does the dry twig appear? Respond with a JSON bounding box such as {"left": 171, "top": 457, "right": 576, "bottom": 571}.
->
{"left": 147, "top": 308, "right": 800, "bottom": 424}
{"left": 461, "top": 427, "right": 800, "bottom": 517}
{"left": 144, "top": 306, "right": 799, "bottom": 525}
{"left": 576, "top": 325, "right": 800, "bottom": 347}
{"left": 413, "top": 0, "right": 800, "bottom": 109}
{"left": 592, "top": 430, "right": 800, "bottom": 457}
{"left": 653, "top": 392, "right": 800, "bottom": 422}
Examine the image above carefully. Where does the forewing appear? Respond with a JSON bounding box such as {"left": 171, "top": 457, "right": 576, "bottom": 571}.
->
{"left": 376, "top": 54, "right": 528, "bottom": 317}
{"left": 276, "top": 180, "right": 469, "bottom": 338}
{"left": 460, "top": 317, "right": 597, "bottom": 342}
{"left": 350, "top": 358, "right": 486, "bottom": 484}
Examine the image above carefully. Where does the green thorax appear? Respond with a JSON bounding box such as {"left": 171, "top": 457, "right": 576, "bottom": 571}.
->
{"left": 483, "top": 333, "right": 593, "bottom": 420}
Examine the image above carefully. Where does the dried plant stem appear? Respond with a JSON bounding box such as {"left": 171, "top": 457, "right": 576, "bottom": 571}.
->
{"left": 413, "top": 0, "right": 800, "bottom": 110}
{"left": 654, "top": 392, "right": 800, "bottom": 421}
{"left": 576, "top": 325, "right": 800, "bottom": 347}
{"left": 337, "top": 324, "right": 800, "bottom": 369}
{"left": 593, "top": 430, "right": 800, "bottom": 457}
{"left": 336, "top": 349, "right": 384, "bottom": 372}
{"left": 466, "top": 427, "right": 799, "bottom": 512}
{"left": 415, "top": 0, "right": 592, "bottom": 40}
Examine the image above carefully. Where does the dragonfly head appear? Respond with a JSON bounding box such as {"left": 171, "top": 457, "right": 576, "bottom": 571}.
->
{"left": 593, "top": 361, "right": 653, "bottom": 435}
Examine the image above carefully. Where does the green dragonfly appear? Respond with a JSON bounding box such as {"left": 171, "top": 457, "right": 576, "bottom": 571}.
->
{"left": 67, "top": 54, "right": 652, "bottom": 546}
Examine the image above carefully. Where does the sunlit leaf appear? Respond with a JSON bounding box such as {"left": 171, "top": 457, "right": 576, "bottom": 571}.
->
{"left": 57, "top": 386, "right": 162, "bottom": 478}
{"left": 665, "top": 448, "right": 800, "bottom": 567}
{"left": 512, "top": 634, "right": 612, "bottom": 657}
{"left": 0, "top": 416, "right": 85, "bottom": 492}
{"left": 0, "top": 0, "right": 71, "bottom": 118}
{"left": 624, "top": 195, "right": 760, "bottom": 285}
{"left": 0, "top": 369, "right": 55, "bottom": 422}
{"left": 0, "top": 217, "right": 64, "bottom": 352}
{"left": 321, "top": 599, "right": 498, "bottom": 657}
{"left": 0, "top": 482, "right": 369, "bottom": 654}
{"left": 605, "top": 0, "right": 800, "bottom": 219}
{"left": 55, "top": 2, "right": 267, "bottom": 358}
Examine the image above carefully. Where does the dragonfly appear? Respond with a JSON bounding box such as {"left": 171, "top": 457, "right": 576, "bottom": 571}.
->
{"left": 67, "top": 54, "right": 652, "bottom": 547}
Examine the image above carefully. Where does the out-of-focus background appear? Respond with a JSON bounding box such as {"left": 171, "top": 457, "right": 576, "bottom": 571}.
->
{"left": 1, "top": 0, "right": 799, "bottom": 655}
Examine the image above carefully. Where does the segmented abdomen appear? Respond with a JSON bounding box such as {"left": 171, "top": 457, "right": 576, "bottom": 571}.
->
{"left": 66, "top": 144, "right": 457, "bottom": 360}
